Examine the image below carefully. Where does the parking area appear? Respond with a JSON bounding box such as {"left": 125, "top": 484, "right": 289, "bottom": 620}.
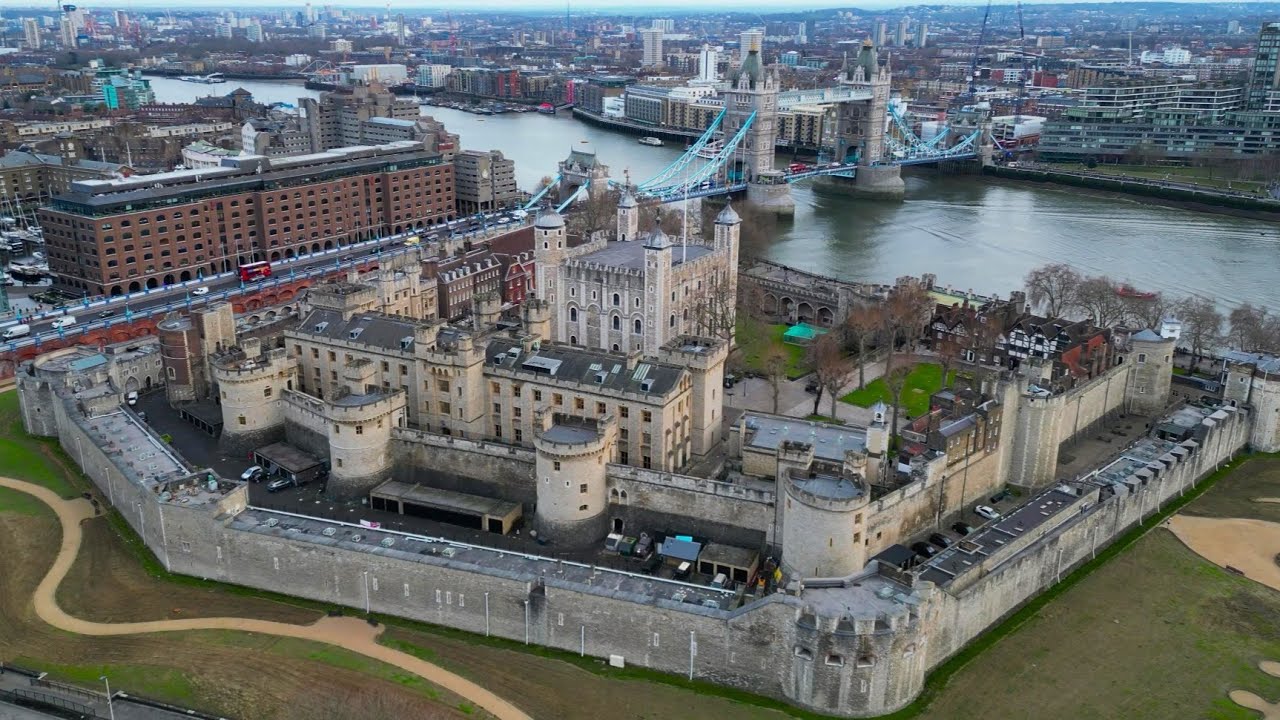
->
{"left": 134, "top": 393, "right": 247, "bottom": 480}
{"left": 896, "top": 486, "right": 1025, "bottom": 566}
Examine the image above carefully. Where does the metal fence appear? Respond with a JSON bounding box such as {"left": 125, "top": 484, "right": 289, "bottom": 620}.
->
{"left": 2, "top": 686, "right": 106, "bottom": 719}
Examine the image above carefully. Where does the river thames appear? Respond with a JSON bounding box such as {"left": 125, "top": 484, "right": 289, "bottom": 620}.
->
{"left": 150, "top": 77, "right": 1280, "bottom": 310}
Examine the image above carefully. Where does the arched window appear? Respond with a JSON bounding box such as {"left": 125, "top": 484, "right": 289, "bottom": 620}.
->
{"left": 633, "top": 319, "right": 642, "bottom": 334}
{"left": 570, "top": 335, "right": 578, "bottom": 345}
{"left": 669, "top": 314, "right": 676, "bottom": 327}
{"left": 612, "top": 315, "right": 621, "bottom": 330}
{"left": 612, "top": 293, "right": 621, "bottom": 307}
{"left": 570, "top": 307, "right": 578, "bottom": 322}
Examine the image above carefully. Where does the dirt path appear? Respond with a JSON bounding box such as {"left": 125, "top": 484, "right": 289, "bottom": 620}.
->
{"left": 1256, "top": 498, "right": 1280, "bottom": 505}
{"left": 1166, "top": 515, "right": 1280, "bottom": 593}
{"left": 0, "top": 476, "right": 532, "bottom": 720}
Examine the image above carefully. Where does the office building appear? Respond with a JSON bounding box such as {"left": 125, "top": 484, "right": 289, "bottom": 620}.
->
{"left": 453, "top": 149, "right": 518, "bottom": 214}
{"left": 23, "top": 18, "right": 41, "bottom": 49}
{"left": 1247, "top": 22, "right": 1280, "bottom": 110}
{"left": 300, "top": 85, "right": 424, "bottom": 152}
{"left": 39, "top": 142, "right": 455, "bottom": 297}
{"left": 416, "top": 64, "right": 453, "bottom": 88}
{"left": 697, "top": 44, "right": 719, "bottom": 83}
{"left": 739, "top": 29, "right": 763, "bottom": 63}
{"left": 641, "top": 27, "right": 664, "bottom": 68}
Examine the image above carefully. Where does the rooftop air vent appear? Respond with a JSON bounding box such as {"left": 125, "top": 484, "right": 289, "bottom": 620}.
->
{"left": 265, "top": 517, "right": 279, "bottom": 527}
{"left": 322, "top": 527, "right": 336, "bottom": 537}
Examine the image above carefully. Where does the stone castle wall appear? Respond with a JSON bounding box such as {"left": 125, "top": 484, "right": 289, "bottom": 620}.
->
{"left": 923, "top": 404, "right": 1249, "bottom": 669}
{"left": 1008, "top": 362, "right": 1131, "bottom": 489}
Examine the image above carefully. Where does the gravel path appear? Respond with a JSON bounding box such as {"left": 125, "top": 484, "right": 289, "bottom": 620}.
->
{"left": 0, "top": 476, "right": 533, "bottom": 720}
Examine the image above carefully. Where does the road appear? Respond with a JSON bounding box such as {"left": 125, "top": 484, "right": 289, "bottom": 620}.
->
{"left": 2, "top": 212, "right": 530, "bottom": 350}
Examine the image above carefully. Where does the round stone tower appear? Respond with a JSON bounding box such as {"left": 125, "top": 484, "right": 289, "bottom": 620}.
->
{"left": 781, "top": 448, "right": 872, "bottom": 580}
{"left": 213, "top": 337, "right": 298, "bottom": 456}
{"left": 532, "top": 411, "right": 616, "bottom": 546}
{"left": 1125, "top": 328, "right": 1176, "bottom": 416}
{"left": 157, "top": 314, "right": 203, "bottom": 404}
{"left": 324, "top": 387, "right": 407, "bottom": 499}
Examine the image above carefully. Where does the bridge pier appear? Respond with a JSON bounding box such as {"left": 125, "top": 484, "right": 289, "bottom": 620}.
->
{"left": 820, "top": 165, "right": 905, "bottom": 199}
{"left": 746, "top": 171, "right": 795, "bottom": 216}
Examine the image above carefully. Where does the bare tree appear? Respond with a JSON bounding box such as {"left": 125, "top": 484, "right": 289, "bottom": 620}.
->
{"left": 887, "top": 283, "right": 932, "bottom": 355}
{"left": 689, "top": 267, "right": 739, "bottom": 342}
{"left": 806, "top": 334, "right": 851, "bottom": 418}
{"left": 763, "top": 345, "right": 788, "bottom": 414}
{"left": 565, "top": 187, "right": 620, "bottom": 240}
{"left": 843, "top": 304, "right": 882, "bottom": 390}
{"left": 1024, "top": 263, "right": 1082, "bottom": 318}
{"left": 883, "top": 364, "right": 911, "bottom": 454}
{"left": 1175, "top": 296, "right": 1223, "bottom": 367}
{"left": 1121, "top": 292, "right": 1169, "bottom": 330}
{"left": 1229, "top": 303, "right": 1268, "bottom": 351}
{"left": 1074, "top": 276, "right": 1128, "bottom": 327}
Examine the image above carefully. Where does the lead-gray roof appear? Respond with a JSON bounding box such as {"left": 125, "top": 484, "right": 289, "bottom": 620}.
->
{"left": 742, "top": 414, "right": 868, "bottom": 463}
{"left": 486, "top": 342, "right": 683, "bottom": 397}
{"left": 294, "top": 309, "right": 422, "bottom": 353}
{"left": 575, "top": 240, "right": 714, "bottom": 270}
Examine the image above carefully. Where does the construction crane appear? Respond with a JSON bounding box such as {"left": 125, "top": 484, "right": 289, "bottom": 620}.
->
{"left": 967, "top": 0, "right": 993, "bottom": 99}
{"left": 1014, "top": 0, "right": 1028, "bottom": 123}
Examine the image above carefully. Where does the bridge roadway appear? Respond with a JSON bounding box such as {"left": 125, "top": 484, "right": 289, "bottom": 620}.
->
{"left": 3, "top": 212, "right": 531, "bottom": 351}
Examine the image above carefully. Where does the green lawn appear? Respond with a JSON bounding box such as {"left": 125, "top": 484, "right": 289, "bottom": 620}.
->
{"left": 735, "top": 319, "right": 808, "bottom": 380}
{"left": 0, "top": 391, "right": 82, "bottom": 498}
{"left": 917, "top": 456, "right": 1280, "bottom": 720}
{"left": 1084, "top": 164, "right": 1270, "bottom": 193}
{"left": 841, "top": 362, "right": 953, "bottom": 417}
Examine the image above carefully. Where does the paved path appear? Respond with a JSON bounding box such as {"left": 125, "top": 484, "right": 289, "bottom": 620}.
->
{"left": 0, "top": 476, "right": 532, "bottom": 720}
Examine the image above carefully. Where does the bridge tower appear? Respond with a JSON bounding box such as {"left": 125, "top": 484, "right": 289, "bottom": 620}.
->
{"left": 724, "top": 49, "right": 778, "bottom": 182}
{"left": 832, "top": 39, "right": 904, "bottom": 198}
{"left": 728, "top": 49, "right": 794, "bottom": 214}
{"left": 557, "top": 147, "right": 610, "bottom": 203}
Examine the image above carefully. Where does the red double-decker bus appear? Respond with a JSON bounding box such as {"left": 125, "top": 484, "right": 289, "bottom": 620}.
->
{"left": 238, "top": 261, "right": 272, "bottom": 282}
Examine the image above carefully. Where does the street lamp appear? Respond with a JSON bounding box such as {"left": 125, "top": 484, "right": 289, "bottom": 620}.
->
{"left": 99, "top": 675, "right": 115, "bottom": 720}
{"left": 362, "top": 570, "right": 370, "bottom": 615}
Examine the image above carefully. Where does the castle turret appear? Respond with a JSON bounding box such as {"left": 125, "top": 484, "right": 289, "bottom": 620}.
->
{"left": 473, "top": 291, "right": 502, "bottom": 330}
{"left": 532, "top": 411, "right": 616, "bottom": 546}
{"left": 533, "top": 208, "right": 567, "bottom": 340}
{"left": 642, "top": 223, "right": 674, "bottom": 354}
{"left": 659, "top": 336, "right": 729, "bottom": 459}
{"left": 617, "top": 187, "right": 638, "bottom": 242}
{"left": 213, "top": 338, "right": 299, "bottom": 455}
{"left": 779, "top": 448, "right": 871, "bottom": 579}
{"left": 1125, "top": 328, "right": 1175, "bottom": 415}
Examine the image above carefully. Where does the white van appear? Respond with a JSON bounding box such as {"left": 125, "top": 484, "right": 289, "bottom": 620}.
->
{"left": 126, "top": 391, "right": 138, "bottom": 406}
{"left": 51, "top": 316, "right": 77, "bottom": 330}
{"left": 1, "top": 324, "right": 30, "bottom": 340}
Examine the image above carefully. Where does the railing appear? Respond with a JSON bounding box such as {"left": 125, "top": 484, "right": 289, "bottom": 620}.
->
{"left": 2, "top": 687, "right": 105, "bottom": 719}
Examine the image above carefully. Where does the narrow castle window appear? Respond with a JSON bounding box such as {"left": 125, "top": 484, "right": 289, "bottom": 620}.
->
{"left": 825, "top": 654, "right": 844, "bottom": 667}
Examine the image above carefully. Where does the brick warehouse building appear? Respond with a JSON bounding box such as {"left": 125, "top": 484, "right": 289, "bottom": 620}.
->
{"left": 40, "top": 140, "right": 455, "bottom": 297}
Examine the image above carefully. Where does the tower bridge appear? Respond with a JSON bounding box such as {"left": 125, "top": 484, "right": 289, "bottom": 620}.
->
{"left": 530, "top": 39, "right": 993, "bottom": 215}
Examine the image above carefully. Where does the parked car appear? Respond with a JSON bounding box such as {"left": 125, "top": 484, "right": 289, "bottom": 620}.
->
{"left": 989, "top": 489, "right": 1012, "bottom": 504}
{"left": 804, "top": 381, "right": 820, "bottom": 394}
{"left": 952, "top": 521, "right": 976, "bottom": 536}
{"left": 974, "top": 505, "right": 1002, "bottom": 521}
{"left": 911, "top": 541, "right": 938, "bottom": 559}
{"left": 928, "top": 533, "right": 953, "bottom": 549}
{"left": 126, "top": 391, "right": 138, "bottom": 406}
{"left": 191, "top": 287, "right": 210, "bottom": 296}
{"left": 240, "top": 465, "right": 265, "bottom": 482}
{"left": 267, "top": 477, "right": 294, "bottom": 493}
